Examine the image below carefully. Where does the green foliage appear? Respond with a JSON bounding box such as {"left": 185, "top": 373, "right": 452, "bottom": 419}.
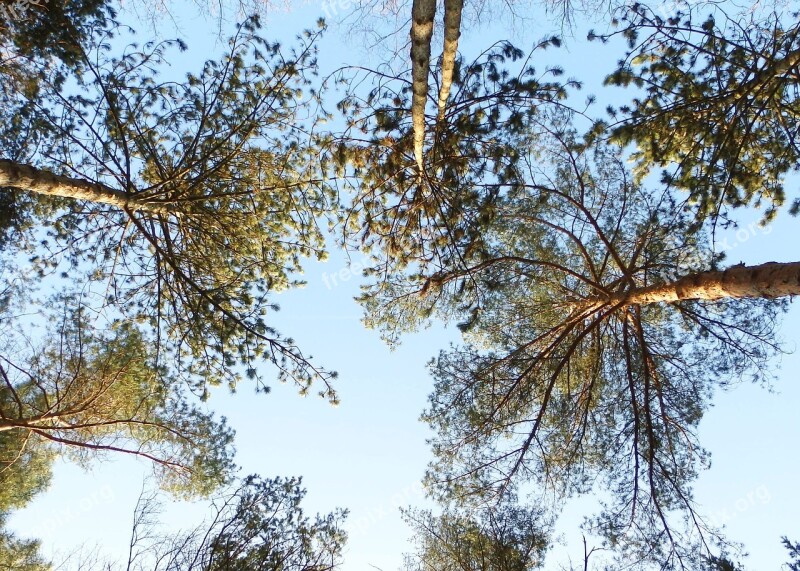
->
{"left": 595, "top": 4, "right": 800, "bottom": 223}
{"left": 402, "top": 504, "right": 548, "bottom": 571}
{"left": 0, "top": 6, "right": 340, "bottom": 563}
{"left": 0, "top": 0, "right": 112, "bottom": 174}
{"left": 1, "top": 14, "right": 336, "bottom": 397}
{"left": 330, "top": 38, "right": 572, "bottom": 342}
{"left": 701, "top": 554, "right": 745, "bottom": 571}
{"left": 417, "top": 134, "right": 783, "bottom": 566}
{"left": 0, "top": 516, "right": 49, "bottom": 571}
{"left": 0, "top": 429, "right": 54, "bottom": 512}
{"left": 0, "top": 299, "right": 236, "bottom": 499}
{"left": 0, "top": 0, "right": 110, "bottom": 67}
{"left": 104, "top": 475, "right": 347, "bottom": 571}
{"left": 343, "top": 93, "right": 782, "bottom": 564}
{"left": 329, "top": 27, "right": 790, "bottom": 567}
{"left": 1, "top": 3, "right": 795, "bottom": 570}
{"left": 199, "top": 476, "right": 346, "bottom": 571}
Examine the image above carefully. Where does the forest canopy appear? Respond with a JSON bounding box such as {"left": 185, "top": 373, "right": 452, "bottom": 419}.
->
{"left": 1, "top": 0, "right": 799, "bottom": 569}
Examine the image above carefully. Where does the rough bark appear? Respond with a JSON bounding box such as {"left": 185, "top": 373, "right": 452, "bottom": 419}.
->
{"left": 410, "top": 0, "right": 436, "bottom": 173}
{"left": 605, "top": 261, "right": 800, "bottom": 307}
{"left": 437, "top": 0, "right": 464, "bottom": 123}
{"left": 0, "top": 160, "right": 175, "bottom": 215}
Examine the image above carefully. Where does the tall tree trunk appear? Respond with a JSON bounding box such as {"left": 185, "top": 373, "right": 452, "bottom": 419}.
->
{"left": 410, "top": 0, "right": 436, "bottom": 174}
{"left": 437, "top": 0, "right": 463, "bottom": 123}
{"left": 0, "top": 160, "right": 175, "bottom": 215}
{"left": 605, "top": 261, "right": 800, "bottom": 306}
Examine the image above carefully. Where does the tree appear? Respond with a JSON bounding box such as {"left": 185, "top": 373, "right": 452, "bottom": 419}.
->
{"left": 0, "top": 399, "right": 53, "bottom": 512}
{"left": 83, "top": 475, "right": 347, "bottom": 571}
{"left": 331, "top": 16, "right": 800, "bottom": 562}
{"left": 0, "top": 0, "right": 110, "bottom": 77}
{"left": 403, "top": 0, "right": 639, "bottom": 176}
{"left": 414, "top": 133, "right": 788, "bottom": 567}
{"left": 335, "top": 0, "right": 600, "bottom": 178}
{"left": 783, "top": 536, "right": 800, "bottom": 571}
{"left": 340, "top": 83, "right": 790, "bottom": 564}
{"left": 594, "top": 3, "right": 800, "bottom": 224}
{"left": 0, "top": 517, "right": 49, "bottom": 571}
{"left": 701, "top": 554, "right": 745, "bottom": 571}
{"left": 1, "top": 298, "right": 235, "bottom": 498}
{"left": 410, "top": 0, "right": 436, "bottom": 172}
{"left": 0, "top": 13, "right": 337, "bottom": 399}
{"left": 437, "top": 0, "right": 465, "bottom": 125}
{"left": 332, "top": 39, "right": 569, "bottom": 341}
{"left": 402, "top": 504, "right": 548, "bottom": 571}
{"left": 409, "top": 0, "right": 464, "bottom": 172}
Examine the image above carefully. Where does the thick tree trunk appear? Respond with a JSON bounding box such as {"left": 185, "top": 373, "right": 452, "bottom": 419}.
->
{"left": 609, "top": 261, "right": 800, "bottom": 306}
{"left": 410, "top": 0, "right": 436, "bottom": 173}
{"left": 0, "top": 160, "right": 175, "bottom": 215}
{"left": 437, "top": 0, "right": 464, "bottom": 123}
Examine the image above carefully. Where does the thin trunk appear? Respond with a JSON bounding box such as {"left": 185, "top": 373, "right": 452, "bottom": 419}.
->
{"left": 606, "top": 261, "right": 800, "bottom": 307}
{"left": 410, "top": 0, "right": 436, "bottom": 173}
{"left": 0, "top": 160, "right": 175, "bottom": 215}
{"left": 437, "top": 0, "right": 464, "bottom": 123}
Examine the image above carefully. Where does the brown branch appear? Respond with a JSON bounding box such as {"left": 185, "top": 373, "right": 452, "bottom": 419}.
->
{"left": 0, "top": 160, "right": 178, "bottom": 216}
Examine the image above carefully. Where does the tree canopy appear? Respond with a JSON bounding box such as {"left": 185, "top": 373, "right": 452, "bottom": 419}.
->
{"left": 1, "top": 299, "right": 235, "bottom": 499}
{"left": 1, "top": 475, "right": 346, "bottom": 571}
{"left": 0, "top": 517, "right": 49, "bottom": 571}
{"left": 2, "top": 0, "right": 800, "bottom": 569}
{"left": 595, "top": 3, "right": 800, "bottom": 224}
{"left": 1, "top": 5, "right": 335, "bottom": 558}
{"left": 1, "top": 12, "right": 336, "bottom": 398}
{"left": 402, "top": 503, "right": 549, "bottom": 571}
{"left": 105, "top": 475, "right": 347, "bottom": 571}
{"left": 333, "top": 25, "right": 796, "bottom": 566}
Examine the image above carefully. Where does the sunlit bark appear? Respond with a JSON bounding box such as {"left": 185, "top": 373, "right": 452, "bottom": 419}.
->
{"left": 607, "top": 261, "right": 800, "bottom": 306}
{"left": 437, "top": 0, "right": 464, "bottom": 123}
{"left": 0, "top": 160, "right": 175, "bottom": 215}
{"left": 410, "top": 0, "right": 436, "bottom": 173}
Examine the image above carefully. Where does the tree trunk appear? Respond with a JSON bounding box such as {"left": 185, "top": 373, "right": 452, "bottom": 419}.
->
{"left": 608, "top": 261, "right": 800, "bottom": 306}
{"left": 0, "top": 160, "right": 175, "bottom": 215}
{"left": 410, "top": 0, "right": 436, "bottom": 173}
{"left": 437, "top": 0, "right": 464, "bottom": 123}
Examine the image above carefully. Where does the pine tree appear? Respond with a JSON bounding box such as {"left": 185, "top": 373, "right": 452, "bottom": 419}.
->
{"left": 402, "top": 503, "right": 548, "bottom": 571}
{"left": 83, "top": 476, "right": 347, "bottom": 571}
{"left": 595, "top": 4, "right": 800, "bottom": 223}
{"left": 1, "top": 14, "right": 336, "bottom": 399}
{"left": 1, "top": 299, "right": 235, "bottom": 499}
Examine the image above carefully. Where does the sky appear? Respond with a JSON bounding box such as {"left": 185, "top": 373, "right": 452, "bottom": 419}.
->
{"left": 6, "top": 0, "right": 800, "bottom": 569}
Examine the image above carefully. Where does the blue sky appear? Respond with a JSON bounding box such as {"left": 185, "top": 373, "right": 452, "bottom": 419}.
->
{"left": 6, "top": 1, "right": 800, "bottom": 569}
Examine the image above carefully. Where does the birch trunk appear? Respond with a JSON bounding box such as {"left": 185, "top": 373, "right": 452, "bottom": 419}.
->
{"left": 437, "top": 0, "right": 464, "bottom": 123}
{"left": 0, "top": 160, "right": 175, "bottom": 215}
{"left": 410, "top": 0, "right": 436, "bottom": 173}
{"left": 605, "top": 261, "right": 800, "bottom": 307}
